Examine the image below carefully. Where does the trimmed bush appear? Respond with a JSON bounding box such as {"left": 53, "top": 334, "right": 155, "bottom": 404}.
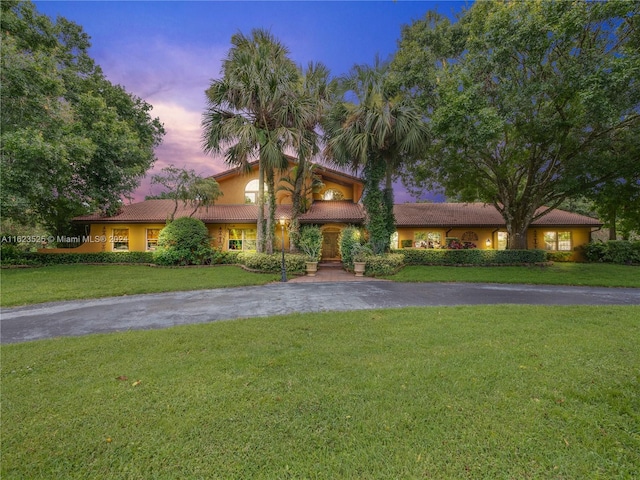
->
{"left": 1, "top": 251, "right": 154, "bottom": 266}
{"left": 364, "top": 253, "right": 405, "bottom": 276}
{"left": 545, "top": 251, "right": 573, "bottom": 262}
{"left": 238, "top": 252, "right": 305, "bottom": 273}
{"left": 393, "top": 249, "right": 547, "bottom": 265}
{"left": 153, "top": 217, "right": 212, "bottom": 266}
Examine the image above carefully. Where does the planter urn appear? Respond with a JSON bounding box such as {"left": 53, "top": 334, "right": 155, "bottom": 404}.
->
{"left": 353, "top": 261, "right": 366, "bottom": 277}
{"left": 305, "top": 261, "right": 318, "bottom": 277}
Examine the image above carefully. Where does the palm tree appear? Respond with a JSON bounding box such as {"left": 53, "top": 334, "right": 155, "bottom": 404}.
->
{"left": 323, "top": 57, "right": 429, "bottom": 252}
{"left": 201, "top": 29, "right": 300, "bottom": 253}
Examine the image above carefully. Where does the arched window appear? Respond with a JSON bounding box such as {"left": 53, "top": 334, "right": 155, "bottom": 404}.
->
{"left": 245, "top": 179, "right": 267, "bottom": 204}
{"left": 323, "top": 188, "right": 344, "bottom": 201}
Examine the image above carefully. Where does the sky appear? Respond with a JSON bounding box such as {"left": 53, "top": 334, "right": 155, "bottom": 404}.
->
{"left": 34, "top": 0, "right": 467, "bottom": 203}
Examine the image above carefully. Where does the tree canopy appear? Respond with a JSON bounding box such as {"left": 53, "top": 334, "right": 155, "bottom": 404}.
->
{"left": 394, "top": 0, "right": 640, "bottom": 247}
{"left": 1, "top": 0, "right": 165, "bottom": 236}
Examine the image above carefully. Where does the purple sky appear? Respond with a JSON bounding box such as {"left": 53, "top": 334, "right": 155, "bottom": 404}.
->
{"left": 34, "top": 1, "right": 465, "bottom": 203}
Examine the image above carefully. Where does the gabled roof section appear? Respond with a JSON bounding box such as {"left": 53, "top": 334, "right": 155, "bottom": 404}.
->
{"left": 394, "top": 203, "right": 602, "bottom": 228}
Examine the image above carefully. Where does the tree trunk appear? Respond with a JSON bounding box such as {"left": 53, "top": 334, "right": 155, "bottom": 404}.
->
{"left": 501, "top": 202, "right": 534, "bottom": 250}
{"left": 289, "top": 158, "right": 306, "bottom": 253}
{"left": 607, "top": 204, "right": 618, "bottom": 240}
{"left": 257, "top": 161, "right": 265, "bottom": 253}
{"left": 265, "top": 168, "right": 275, "bottom": 255}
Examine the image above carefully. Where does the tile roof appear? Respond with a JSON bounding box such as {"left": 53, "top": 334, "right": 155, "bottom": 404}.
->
{"left": 394, "top": 203, "right": 602, "bottom": 227}
{"left": 74, "top": 200, "right": 600, "bottom": 227}
{"left": 72, "top": 200, "right": 366, "bottom": 224}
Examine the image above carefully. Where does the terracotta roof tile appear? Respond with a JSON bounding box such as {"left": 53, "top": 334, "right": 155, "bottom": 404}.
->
{"left": 74, "top": 200, "right": 600, "bottom": 227}
{"left": 394, "top": 203, "right": 601, "bottom": 227}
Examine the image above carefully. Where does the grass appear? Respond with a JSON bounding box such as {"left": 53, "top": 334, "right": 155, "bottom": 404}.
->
{"left": 0, "top": 264, "right": 278, "bottom": 307}
{"left": 2, "top": 305, "right": 639, "bottom": 478}
{"left": 386, "top": 263, "right": 640, "bottom": 288}
{"left": 1, "top": 262, "right": 638, "bottom": 308}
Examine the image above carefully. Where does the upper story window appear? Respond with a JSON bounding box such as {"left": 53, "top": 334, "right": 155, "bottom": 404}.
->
{"left": 323, "top": 188, "right": 344, "bottom": 201}
{"left": 245, "top": 179, "right": 267, "bottom": 204}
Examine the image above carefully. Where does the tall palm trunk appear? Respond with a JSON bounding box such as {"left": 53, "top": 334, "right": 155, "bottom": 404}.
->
{"left": 257, "top": 160, "right": 265, "bottom": 253}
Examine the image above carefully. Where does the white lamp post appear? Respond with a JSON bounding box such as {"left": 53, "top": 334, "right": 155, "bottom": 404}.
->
{"left": 279, "top": 216, "right": 287, "bottom": 282}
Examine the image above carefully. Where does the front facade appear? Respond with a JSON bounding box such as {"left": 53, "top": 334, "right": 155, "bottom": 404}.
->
{"left": 44, "top": 162, "right": 602, "bottom": 261}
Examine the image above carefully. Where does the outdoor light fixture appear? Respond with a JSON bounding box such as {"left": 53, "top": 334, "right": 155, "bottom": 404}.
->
{"left": 486, "top": 238, "right": 492, "bottom": 248}
{"left": 280, "top": 216, "right": 287, "bottom": 282}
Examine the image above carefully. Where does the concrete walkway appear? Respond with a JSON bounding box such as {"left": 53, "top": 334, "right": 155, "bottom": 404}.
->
{"left": 2, "top": 275, "right": 639, "bottom": 343}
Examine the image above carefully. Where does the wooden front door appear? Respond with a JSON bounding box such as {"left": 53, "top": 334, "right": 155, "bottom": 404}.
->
{"left": 322, "top": 232, "right": 340, "bottom": 260}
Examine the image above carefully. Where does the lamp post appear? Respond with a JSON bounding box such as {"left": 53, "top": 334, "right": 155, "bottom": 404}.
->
{"left": 279, "top": 216, "right": 287, "bottom": 282}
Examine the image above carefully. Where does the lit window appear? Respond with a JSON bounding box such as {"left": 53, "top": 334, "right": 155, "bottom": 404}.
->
{"left": 544, "top": 231, "right": 572, "bottom": 251}
{"left": 414, "top": 231, "right": 441, "bottom": 248}
{"left": 324, "top": 188, "right": 344, "bottom": 201}
{"left": 390, "top": 231, "right": 398, "bottom": 249}
{"left": 146, "top": 228, "right": 160, "bottom": 251}
{"left": 112, "top": 228, "right": 129, "bottom": 251}
{"left": 245, "top": 180, "right": 267, "bottom": 204}
{"left": 497, "top": 232, "right": 508, "bottom": 250}
{"left": 228, "top": 228, "right": 257, "bottom": 251}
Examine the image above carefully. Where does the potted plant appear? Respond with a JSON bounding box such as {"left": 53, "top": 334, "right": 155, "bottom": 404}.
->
{"left": 351, "top": 243, "right": 372, "bottom": 277}
{"left": 297, "top": 226, "right": 323, "bottom": 276}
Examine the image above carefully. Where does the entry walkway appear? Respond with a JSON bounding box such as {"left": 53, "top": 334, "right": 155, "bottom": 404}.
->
{"left": 288, "top": 262, "right": 386, "bottom": 283}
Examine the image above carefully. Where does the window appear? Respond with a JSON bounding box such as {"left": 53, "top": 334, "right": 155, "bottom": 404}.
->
{"left": 146, "top": 228, "right": 160, "bottom": 251}
{"left": 461, "top": 231, "right": 478, "bottom": 242}
{"left": 390, "top": 231, "right": 398, "bottom": 249}
{"left": 244, "top": 179, "right": 267, "bottom": 204}
{"left": 112, "top": 228, "right": 129, "bottom": 251}
{"left": 228, "top": 228, "right": 256, "bottom": 250}
{"left": 323, "top": 188, "right": 344, "bottom": 201}
{"left": 497, "top": 232, "right": 508, "bottom": 250}
{"left": 414, "top": 231, "right": 441, "bottom": 248}
{"left": 544, "top": 231, "right": 572, "bottom": 251}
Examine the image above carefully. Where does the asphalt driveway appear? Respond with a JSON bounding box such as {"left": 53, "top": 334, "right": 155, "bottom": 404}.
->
{"left": 1, "top": 281, "right": 639, "bottom": 344}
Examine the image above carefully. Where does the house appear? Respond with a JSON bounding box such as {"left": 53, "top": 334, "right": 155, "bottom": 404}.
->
{"left": 42, "top": 161, "right": 602, "bottom": 261}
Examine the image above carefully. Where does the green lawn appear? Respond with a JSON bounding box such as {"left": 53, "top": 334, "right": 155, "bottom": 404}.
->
{"left": 2, "top": 305, "right": 638, "bottom": 478}
{"left": 1, "top": 263, "right": 638, "bottom": 308}
{"left": 0, "top": 264, "right": 278, "bottom": 307}
{"left": 386, "top": 263, "right": 640, "bottom": 288}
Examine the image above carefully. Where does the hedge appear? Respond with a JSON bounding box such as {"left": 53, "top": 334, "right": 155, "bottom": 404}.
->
{"left": 1, "top": 251, "right": 155, "bottom": 266}
{"left": 237, "top": 252, "right": 306, "bottom": 273}
{"left": 393, "top": 248, "right": 547, "bottom": 265}
{"left": 362, "top": 253, "right": 405, "bottom": 276}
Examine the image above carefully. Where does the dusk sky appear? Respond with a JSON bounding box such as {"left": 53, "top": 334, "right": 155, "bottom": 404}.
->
{"left": 34, "top": 1, "right": 467, "bottom": 202}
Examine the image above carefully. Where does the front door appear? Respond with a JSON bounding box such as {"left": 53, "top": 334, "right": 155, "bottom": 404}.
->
{"left": 322, "top": 232, "right": 340, "bottom": 260}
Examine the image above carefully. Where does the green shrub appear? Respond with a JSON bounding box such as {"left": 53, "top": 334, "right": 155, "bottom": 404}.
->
{"left": 364, "top": 253, "right": 405, "bottom": 276}
{"left": 209, "top": 249, "right": 242, "bottom": 265}
{"left": 153, "top": 217, "right": 212, "bottom": 266}
{"left": 581, "top": 240, "right": 640, "bottom": 264}
{"left": 1, "top": 251, "right": 155, "bottom": 266}
{"left": 393, "top": 249, "right": 547, "bottom": 265}
{"left": 545, "top": 251, "right": 573, "bottom": 262}
{"left": 296, "top": 225, "right": 323, "bottom": 261}
{"left": 339, "top": 226, "right": 364, "bottom": 268}
{"left": 238, "top": 252, "right": 305, "bottom": 273}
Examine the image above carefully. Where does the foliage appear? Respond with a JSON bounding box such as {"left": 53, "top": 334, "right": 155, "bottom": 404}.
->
{"left": 394, "top": 249, "right": 547, "bottom": 266}
{"left": 394, "top": 0, "right": 640, "bottom": 249}
{"left": 202, "top": 28, "right": 302, "bottom": 254}
{"left": 237, "top": 251, "right": 306, "bottom": 273}
{"left": 338, "top": 226, "right": 365, "bottom": 268}
{"left": 323, "top": 58, "right": 428, "bottom": 254}
{"left": 153, "top": 217, "right": 211, "bottom": 266}
{"left": 2, "top": 306, "right": 639, "bottom": 477}
{"left": 0, "top": 249, "right": 154, "bottom": 267}
{"left": 0, "top": 1, "right": 165, "bottom": 236}
{"left": 581, "top": 241, "right": 640, "bottom": 265}
{"left": 545, "top": 251, "right": 573, "bottom": 263}
{"left": 150, "top": 165, "right": 222, "bottom": 220}
{"left": 296, "top": 225, "right": 323, "bottom": 261}
{"left": 362, "top": 253, "right": 405, "bottom": 276}
{"left": 351, "top": 243, "right": 373, "bottom": 263}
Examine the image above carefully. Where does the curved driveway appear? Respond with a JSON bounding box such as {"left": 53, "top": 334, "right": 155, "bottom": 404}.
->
{"left": 2, "top": 281, "right": 639, "bottom": 344}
